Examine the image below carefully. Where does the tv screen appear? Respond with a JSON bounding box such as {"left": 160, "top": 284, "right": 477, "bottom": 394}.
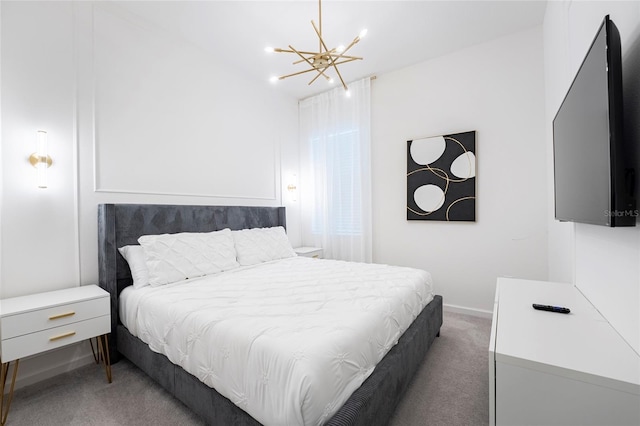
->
{"left": 552, "top": 15, "right": 635, "bottom": 227}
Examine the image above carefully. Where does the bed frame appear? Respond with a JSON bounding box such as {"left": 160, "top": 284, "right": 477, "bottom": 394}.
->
{"left": 98, "top": 203, "right": 443, "bottom": 426}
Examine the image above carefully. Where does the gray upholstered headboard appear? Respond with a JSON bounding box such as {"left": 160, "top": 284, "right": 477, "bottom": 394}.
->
{"left": 97, "top": 203, "right": 286, "bottom": 360}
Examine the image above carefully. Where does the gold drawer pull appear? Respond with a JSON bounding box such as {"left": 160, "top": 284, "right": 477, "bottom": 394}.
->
{"left": 49, "top": 331, "right": 76, "bottom": 341}
{"left": 49, "top": 311, "right": 75, "bottom": 320}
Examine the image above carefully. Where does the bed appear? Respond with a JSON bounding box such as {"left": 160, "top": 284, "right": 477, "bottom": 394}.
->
{"left": 98, "top": 203, "right": 443, "bottom": 426}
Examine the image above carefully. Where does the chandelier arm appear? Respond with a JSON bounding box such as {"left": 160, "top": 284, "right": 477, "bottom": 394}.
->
{"left": 312, "top": 21, "right": 361, "bottom": 60}
{"left": 309, "top": 59, "right": 353, "bottom": 90}
{"left": 288, "top": 44, "right": 332, "bottom": 81}
{"left": 333, "top": 65, "right": 348, "bottom": 91}
{"left": 288, "top": 45, "right": 320, "bottom": 69}
{"left": 308, "top": 70, "right": 326, "bottom": 86}
{"left": 331, "top": 58, "right": 362, "bottom": 66}
{"left": 311, "top": 21, "right": 348, "bottom": 91}
{"left": 292, "top": 49, "right": 336, "bottom": 65}
{"left": 274, "top": 48, "right": 328, "bottom": 56}
{"left": 308, "top": 61, "right": 339, "bottom": 85}
{"left": 311, "top": 20, "right": 331, "bottom": 56}
{"left": 302, "top": 62, "right": 336, "bottom": 85}
{"left": 343, "top": 36, "right": 362, "bottom": 53}
{"left": 328, "top": 36, "right": 362, "bottom": 64}
{"left": 326, "top": 54, "right": 362, "bottom": 60}
{"left": 292, "top": 57, "right": 311, "bottom": 65}
{"left": 279, "top": 67, "right": 327, "bottom": 80}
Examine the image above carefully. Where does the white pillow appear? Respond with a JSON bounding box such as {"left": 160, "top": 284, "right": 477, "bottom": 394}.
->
{"left": 138, "top": 228, "right": 239, "bottom": 287}
{"left": 118, "top": 245, "right": 150, "bottom": 289}
{"left": 232, "top": 226, "right": 296, "bottom": 266}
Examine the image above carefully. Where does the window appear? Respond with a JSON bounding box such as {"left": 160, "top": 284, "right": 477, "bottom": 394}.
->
{"left": 310, "top": 129, "right": 362, "bottom": 236}
{"left": 298, "top": 77, "right": 371, "bottom": 262}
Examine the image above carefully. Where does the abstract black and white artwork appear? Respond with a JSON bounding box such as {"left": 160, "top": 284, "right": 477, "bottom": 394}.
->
{"left": 407, "top": 131, "right": 476, "bottom": 221}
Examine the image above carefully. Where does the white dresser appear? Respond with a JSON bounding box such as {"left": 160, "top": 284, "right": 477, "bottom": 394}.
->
{"left": 489, "top": 277, "right": 640, "bottom": 425}
{"left": 0, "top": 285, "right": 111, "bottom": 425}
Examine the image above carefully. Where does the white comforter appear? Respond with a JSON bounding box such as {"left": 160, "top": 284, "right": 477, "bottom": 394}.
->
{"left": 120, "top": 256, "right": 434, "bottom": 426}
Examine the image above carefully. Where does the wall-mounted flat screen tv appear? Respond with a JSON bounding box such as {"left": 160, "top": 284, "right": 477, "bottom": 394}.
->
{"left": 553, "top": 15, "right": 635, "bottom": 227}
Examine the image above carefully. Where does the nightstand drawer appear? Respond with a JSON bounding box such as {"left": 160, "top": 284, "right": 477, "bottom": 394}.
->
{"left": 1, "top": 314, "right": 110, "bottom": 361}
{"left": 0, "top": 285, "right": 113, "bottom": 425}
{"left": 1, "top": 296, "right": 109, "bottom": 340}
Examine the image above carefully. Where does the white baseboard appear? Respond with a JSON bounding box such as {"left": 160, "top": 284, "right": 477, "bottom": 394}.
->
{"left": 5, "top": 342, "right": 96, "bottom": 392}
{"left": 444, "top": 303, "right": 493, "bottom": 319}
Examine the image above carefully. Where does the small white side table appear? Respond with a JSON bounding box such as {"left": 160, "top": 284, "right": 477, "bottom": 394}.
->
{"left": 0, "top": 285, "right": 111, "bottom": 425}
{"left": 294, "top": 246, "right": 323, "bottom": 259}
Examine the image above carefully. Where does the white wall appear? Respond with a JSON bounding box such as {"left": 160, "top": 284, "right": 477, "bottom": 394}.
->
{"left": 1, "top": 1, "right": 78, "bottom": 298}
{"left": 1, "top": 1, "right": 299, "bottom": 387}
{"left": 544, "top": 1, "right": 640, "bottom": 354}
{"left": 371, "top": 27, "right": 548, "bottom": 315}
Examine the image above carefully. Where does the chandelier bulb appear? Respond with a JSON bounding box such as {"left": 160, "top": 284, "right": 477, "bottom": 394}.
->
{"left": 359, "top": 29, "right": 368, "bottom": 39}
{"left": 265, "top": 46, "right": 275, "bottom": 53}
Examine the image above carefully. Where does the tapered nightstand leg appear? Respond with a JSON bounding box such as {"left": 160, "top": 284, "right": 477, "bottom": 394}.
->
{"left": 89, "top": 337, "right": 101, "bottom": 364}
{"left": 1, "top": 359, "right": 19, "bottom": 426}
{"left": 97, "top": 334, "right": 112, "bottom": 383}
{"left": 90, "top": 335, "right": 112, "bottom": 383}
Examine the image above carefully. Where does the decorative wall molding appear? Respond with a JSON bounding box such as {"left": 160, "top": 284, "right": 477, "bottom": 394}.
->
{"left": 89, "top": 4, "right": 279, "bottom": 201}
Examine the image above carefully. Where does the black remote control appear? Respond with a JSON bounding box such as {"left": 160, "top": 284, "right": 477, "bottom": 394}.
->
{"left": 532, "top": 304, "right": 570, "bottom": 314}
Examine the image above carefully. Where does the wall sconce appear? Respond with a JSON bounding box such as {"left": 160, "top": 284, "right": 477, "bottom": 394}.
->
{"left": 287, "top": 174, "right": 298, "bottom": 202}
{"left": 29, "top": 130, "right": 52, "bottom": 188}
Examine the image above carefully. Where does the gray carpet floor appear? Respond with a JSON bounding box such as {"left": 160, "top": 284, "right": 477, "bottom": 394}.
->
{"left": 6, "top": 311, "right": 491, "bottom": 425}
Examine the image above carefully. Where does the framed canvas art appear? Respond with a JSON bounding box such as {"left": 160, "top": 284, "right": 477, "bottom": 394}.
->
{"left": 407, "top": 131, "right": 476, "bottom": 221}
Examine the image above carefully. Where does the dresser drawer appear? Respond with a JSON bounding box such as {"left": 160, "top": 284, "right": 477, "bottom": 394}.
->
{"left": 1, "top": 296, "right": 109, "bottom": 340}
{"left": 1, "top": 314, "right": 110, "bottom": 361}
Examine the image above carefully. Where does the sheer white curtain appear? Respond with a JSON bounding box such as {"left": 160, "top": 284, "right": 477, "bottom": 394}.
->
{"left": 299, "top": 78, "right": 372, "bottom": 262}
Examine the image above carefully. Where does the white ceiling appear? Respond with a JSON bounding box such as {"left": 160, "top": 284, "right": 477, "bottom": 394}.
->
{"left": 116, "top": 1, "right": 547, "bottom": 100}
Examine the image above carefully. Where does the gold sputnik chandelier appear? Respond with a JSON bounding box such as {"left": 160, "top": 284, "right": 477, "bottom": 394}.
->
{"left": 266, "top": 0, "right": 367, "bottom": 92}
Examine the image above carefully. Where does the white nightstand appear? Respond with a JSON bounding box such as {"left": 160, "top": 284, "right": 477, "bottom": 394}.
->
{"left": 294, "top": 246, "right": 323, "bottom": 259}
{"left": 0, "top": 285, "right": 111, "bottom": 425}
